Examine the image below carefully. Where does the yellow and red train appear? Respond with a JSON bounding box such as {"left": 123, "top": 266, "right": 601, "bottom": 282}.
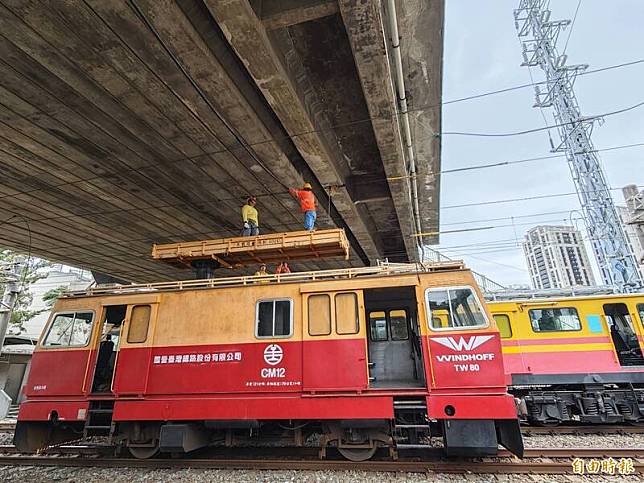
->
{"left": 14, "top": 262, "right": 523, "bottom": 460}
{"left": 488, "top": 291, "right": 644, "bottom": 426}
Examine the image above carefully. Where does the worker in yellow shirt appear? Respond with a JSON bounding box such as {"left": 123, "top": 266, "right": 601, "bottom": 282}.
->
{"left": 241, "top": 196, "right": 259, "bottom": 236}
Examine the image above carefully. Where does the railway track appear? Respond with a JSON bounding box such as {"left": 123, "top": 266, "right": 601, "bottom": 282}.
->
{"left": 0, "top": 422, "right": 16, "bottom": 432}
{"left": 0, "top": 446, "right": 641, "bottom": 474}
{"left": 521, "top": 425, "right": 644, "bottom": 435}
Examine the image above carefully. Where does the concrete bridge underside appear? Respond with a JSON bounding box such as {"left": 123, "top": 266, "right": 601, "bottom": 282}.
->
{"left": 0, "top": 0, "right": 443, "bottom": 282}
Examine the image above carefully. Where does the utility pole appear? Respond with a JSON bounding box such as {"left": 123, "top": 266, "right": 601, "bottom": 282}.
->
{"left": 0, "top": 258, "right": 22, "bottom": 349}
{"left": 514, "top": 0, "right": 643, "bottom": 290}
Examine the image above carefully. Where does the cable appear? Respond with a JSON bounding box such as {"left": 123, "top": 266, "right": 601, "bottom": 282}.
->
{"left": 442, "top": 185, "right": 644, "bottom": 210}
{"left": 562, "top": 0, "right": 582, "bottom": 56}
{"left": 442, "top": 100, "right": 644, "bottom": 137}
{"left": 441, "top": 209, "right": 574, "bottom": 227}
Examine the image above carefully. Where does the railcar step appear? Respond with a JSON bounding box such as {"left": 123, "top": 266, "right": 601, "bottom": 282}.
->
{"left": 395, "top": 424, "right": 430, "bottom": 429}
{"left": 84, "top": 425, "right": 111, "bottom": 429}
{"left": 393, "top": 405, "right": 426, "bottom": 410}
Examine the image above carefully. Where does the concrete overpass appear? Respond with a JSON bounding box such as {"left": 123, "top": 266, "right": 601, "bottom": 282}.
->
{"left": 0, "top": 0, "right": 443, "bottom": 282}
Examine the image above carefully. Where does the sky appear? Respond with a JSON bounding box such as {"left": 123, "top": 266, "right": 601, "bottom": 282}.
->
{"left": 436, "top": 0, "right": 644, "bottom": 286}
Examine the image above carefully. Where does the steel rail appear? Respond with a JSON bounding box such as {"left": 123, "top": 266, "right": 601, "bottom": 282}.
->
{"left": 0, "top": 455, "right": 640, "bottom": 474}
{"left": 0, "top": 447, "right": 641, "bottom": 474}
{"left": 522, "top": 425, "right": 644, "bottom": 435}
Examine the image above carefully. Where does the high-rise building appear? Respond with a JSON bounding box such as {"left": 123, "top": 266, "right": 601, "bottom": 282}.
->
{"left": 617, "top": 204, "right": 644, "bottom": 281}
{"left": 523, "top": 225, "right": 595, "bottom": 289}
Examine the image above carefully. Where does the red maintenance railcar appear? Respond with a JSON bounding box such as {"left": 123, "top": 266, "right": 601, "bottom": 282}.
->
{"left": 14, "top": 263, "right": 523, "bottom": 460}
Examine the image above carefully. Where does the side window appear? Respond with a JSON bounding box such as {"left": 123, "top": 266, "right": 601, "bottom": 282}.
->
{"left": 256, "top": 299, "right": 292, "bottom": 338}
{"left": 493, "top": 314, "right": 513, "bottom": 338}
{"left": 43, "top": 312, "right": 94, "bottom": 347}
{"left": 128, "top": 305, "right": 151, "bottom": 343}
{"left": 369, "top": 311, "right": 387, "bottom": 341}
{"left": 426, "top": 287, "right": 488, "bottom": 330}
{"left": 389, "top": 310, "right": 409, "bottom": 340}
{"left": 308, "top": 295, "right": 331, "bottom": 336}
{"left": 335, "top": 293, "right": 359, "bottom": 335}
{"left": 638, "top": 304, "right": 644, "bottom": 327}
{"left": 528, "top": 307, "right": 581, "bottom": 332}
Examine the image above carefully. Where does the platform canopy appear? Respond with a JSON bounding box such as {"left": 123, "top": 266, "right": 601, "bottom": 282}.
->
{"left": 152, "top": 228, "right": 350, "bottom": 270}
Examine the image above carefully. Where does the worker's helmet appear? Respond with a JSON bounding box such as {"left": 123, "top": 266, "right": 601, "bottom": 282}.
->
{"left": 303, "top": 182, "right": 312, "bottom": 190}
{"left": 247, "top": 196, "right": 257, "bottom": 204}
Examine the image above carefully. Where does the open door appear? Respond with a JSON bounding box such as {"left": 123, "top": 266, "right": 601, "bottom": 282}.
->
{"left": 302, "top": 291, "right": 368, "bottom": 391}
{"left": 364, "top": 287, "right": 425, "bottom": 388}
{"left": 604, "top": 303, "right": 644, "bottom": 366}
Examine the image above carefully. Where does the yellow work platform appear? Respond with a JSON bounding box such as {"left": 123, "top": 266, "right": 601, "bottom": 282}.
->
{"left": 151, "top": 228, "right": 350, "bottom": 269}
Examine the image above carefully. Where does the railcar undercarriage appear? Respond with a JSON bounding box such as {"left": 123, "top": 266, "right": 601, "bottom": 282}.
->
{"left": 514, "top": 385, "right": 644, "bottom": 425}
{"left": 14, "top": 412, "right": 524, "bottom": 461}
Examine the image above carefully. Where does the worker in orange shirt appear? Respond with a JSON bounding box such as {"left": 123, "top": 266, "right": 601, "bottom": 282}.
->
{"left": 289, "top": 182, "right": 317, "bottom": 231}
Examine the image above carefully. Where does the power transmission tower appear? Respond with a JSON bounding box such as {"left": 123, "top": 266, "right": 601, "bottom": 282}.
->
{"left": 514, "top": 0, "right": 643, "bottom": 290}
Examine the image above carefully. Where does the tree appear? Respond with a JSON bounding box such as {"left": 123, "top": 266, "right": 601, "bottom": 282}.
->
{"left": 0, "top": 250, "right": 51, "bottom": 333}
{"left": 42, "top": 286, "right": 67, "bottom": 308}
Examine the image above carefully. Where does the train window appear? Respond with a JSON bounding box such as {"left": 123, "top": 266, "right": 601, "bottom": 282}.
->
{"left": 528, "top": 307, "right": 581, "bottom": 332}
{"left": 493, "top": 314, "right": 513, "bottom": 338}
{"left": 425, "top": 287, "right": 488, "bottom": 331}
{"left": 369, "top": 311, "right": 388, "bottom": 341}
{"left": 335, "top": 293, "right": 359, "bottom": 335}
{"left": 308, "top": 295, "right": 331, "bottom": 336}
{"left": 256, "top": 299, "right": 292, "bottom": 338}
{"left": 638, "top": 304, "right": 644, "bottom": 327}
{"left": 43, "top": 312, "right": 94, "bottom": 347}
{"left": 390, "top": 310, "right": 409, "bottom": 340}
{"left": 127, "top": 305, "right": 151, "bottom": 343}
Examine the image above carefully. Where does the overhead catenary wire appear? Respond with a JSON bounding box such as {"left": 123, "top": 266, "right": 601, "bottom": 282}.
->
{"left": 441, "top": 100, "right": 644, "bottom": 137}
{"left": 562, "top": 0, "right": 583, "bottom": 56}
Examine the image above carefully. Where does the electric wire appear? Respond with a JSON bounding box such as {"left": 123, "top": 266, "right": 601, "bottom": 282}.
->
{"left": 562, "top": 0, "right": 582, "bottom": 56}
{"left": 442, "top": 100, "right": 644, "bottom": 137}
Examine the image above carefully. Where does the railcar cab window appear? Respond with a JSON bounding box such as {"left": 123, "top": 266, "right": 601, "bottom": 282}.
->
{"left": 256, "top": 299, "right": 292, "bottom": 338}
{"left": 425, "top": 287, "right": 488, "bottom": 330}
{"left": 42, "top": 312, "right": 93, "bottom": 347}
{"left": 369, "top": 311, "right": 388, "bottom": 341}
{"left": 528, "top": 307, "right": 581, "bottom": 332}
{"left": 389, "top": 310, "right": 409, "bottom": 340}
{"left": 638, "top": 304, "right": 644, "bottom": 327}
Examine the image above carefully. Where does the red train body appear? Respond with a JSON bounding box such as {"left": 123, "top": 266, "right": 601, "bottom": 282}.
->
{"left": 14, "top": 264, "right": 523, "bottom": 459}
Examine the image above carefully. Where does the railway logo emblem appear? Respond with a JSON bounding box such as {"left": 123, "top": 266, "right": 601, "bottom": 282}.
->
{"left": 264, "top": 344, "right": 283, "bottom": 365}
{"left": 432, "top": 335, "right": 493, "bottom": 352}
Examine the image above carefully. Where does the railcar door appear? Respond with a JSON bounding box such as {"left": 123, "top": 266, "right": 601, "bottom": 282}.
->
{"left": 604, "top": 303, "right": 644, "bottom": 366}
{"left": 364, "top": 287, "right": 425, "bottom": 388}
{"left": 112, "top": 303, "right": 158, "bottom": 395}
{"left": 302, "top": 291, "right": 368, "bottom": 391}
{"left": 25, "top": 311, "right": 96, "bottom": 398}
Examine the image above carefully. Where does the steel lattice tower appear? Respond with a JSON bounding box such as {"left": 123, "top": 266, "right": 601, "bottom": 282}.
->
{"left": 514, "top": 0, "right": 643, "bottom": 289}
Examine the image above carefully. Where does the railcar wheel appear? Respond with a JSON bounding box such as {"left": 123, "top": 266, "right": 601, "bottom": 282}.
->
{"left": 128, "top": 444, "right": 160, "bottom": 459}
{"left": 338, "top": 446, "right": 378, "bottom": 462}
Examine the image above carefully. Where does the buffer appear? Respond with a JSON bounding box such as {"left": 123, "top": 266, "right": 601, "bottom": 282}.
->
{"left": 152, "top": 228, "right": 350, "bottom": 274}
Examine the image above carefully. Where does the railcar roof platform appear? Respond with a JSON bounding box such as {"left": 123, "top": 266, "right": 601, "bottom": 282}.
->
{"left": 151, "top": 228, "right": 350, "bottom": 269}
